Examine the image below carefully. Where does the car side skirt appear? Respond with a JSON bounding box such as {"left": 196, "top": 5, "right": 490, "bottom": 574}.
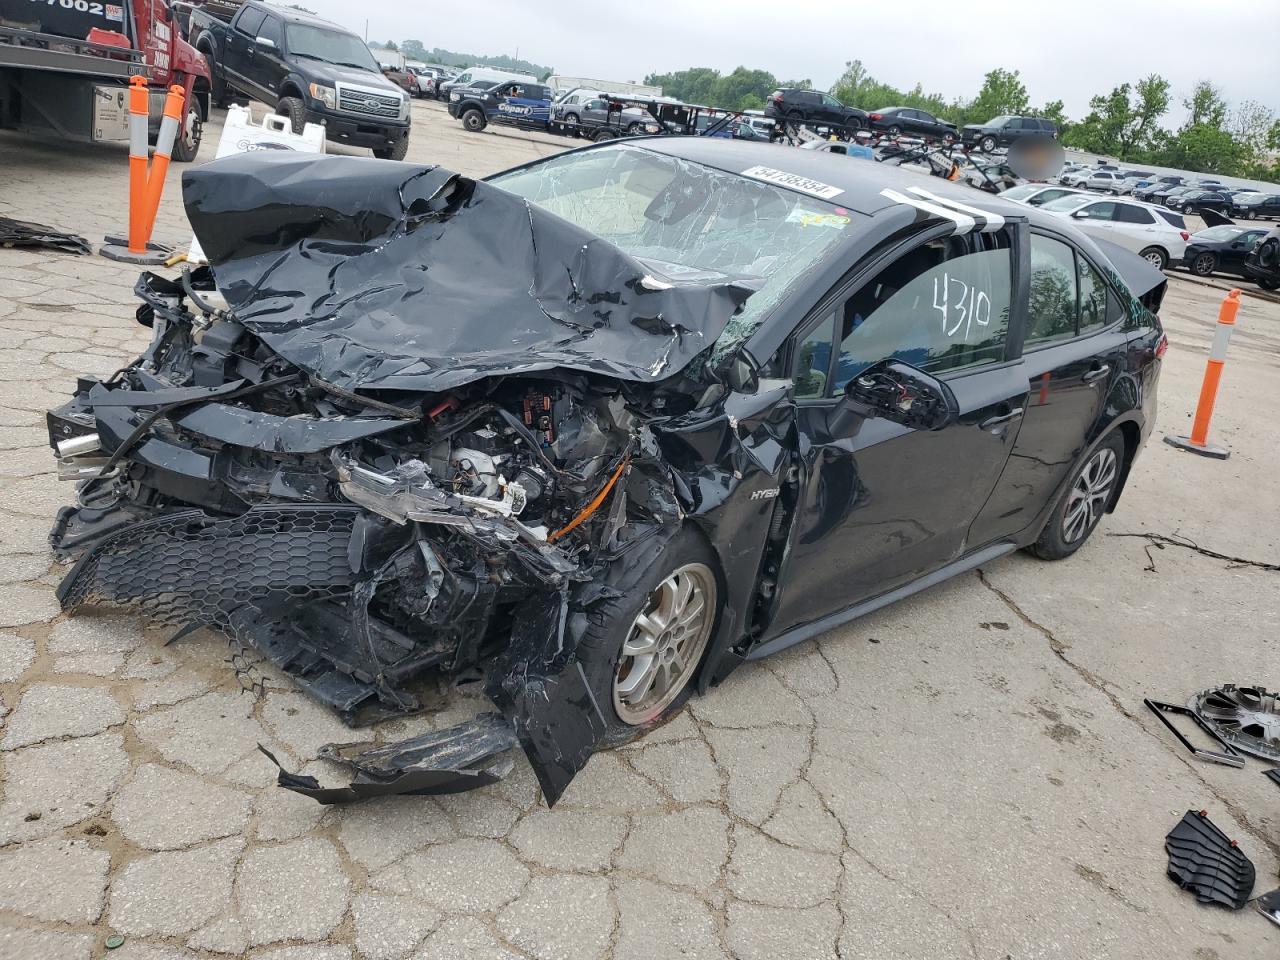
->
{"left": 745, "top": 540, "right": 1018, "bottom": 662}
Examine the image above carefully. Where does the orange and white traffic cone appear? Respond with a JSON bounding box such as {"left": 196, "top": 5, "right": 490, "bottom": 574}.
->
{"left": 101, "top": 83, "right": 185, "bottom": 264}
{"left": 1164, "top": 289, "right": 1240, "bottom": 460}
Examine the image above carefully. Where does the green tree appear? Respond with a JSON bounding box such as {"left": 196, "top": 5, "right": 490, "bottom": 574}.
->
{"left": 829, "top": 60, "right": 947, "bottom": 117}
{"left": 401, "top": 39, "right": 427, "bottom": 62}
{"left": 1062, "top": 74, "right": 1169, "bottom": 159}
{"left": 951, "top": 68, "right": 1029, "bottom": 127}
{"left": 1184, "top": 81, "right": 1228, "bottom": 128}
{"left": 382, "top": 41, "right": 399, "bottom": 52}
{"left": 1036, "top": 99, "right": 1068, "bottom": 134}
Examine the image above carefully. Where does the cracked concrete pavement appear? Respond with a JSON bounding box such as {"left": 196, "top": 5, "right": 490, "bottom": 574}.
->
{"left": 0, "top": 99, "right": 1277, "bottom": 959}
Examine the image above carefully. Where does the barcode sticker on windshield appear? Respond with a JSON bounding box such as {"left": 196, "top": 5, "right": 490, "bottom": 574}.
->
{"left": 740, "top": 166, "right": 844, "bottom": 200}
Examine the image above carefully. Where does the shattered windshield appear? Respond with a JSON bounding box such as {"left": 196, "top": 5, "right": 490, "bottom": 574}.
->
{"left": 490, "top": 144, "right": 855, "bottom": 356}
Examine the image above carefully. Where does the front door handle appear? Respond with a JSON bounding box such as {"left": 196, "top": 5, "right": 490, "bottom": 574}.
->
{"left": 979, "top": 407, "right": 1024, "bottom": 430}
{"left": 1082, "top": 364, "right": 1111, "bottom": 383}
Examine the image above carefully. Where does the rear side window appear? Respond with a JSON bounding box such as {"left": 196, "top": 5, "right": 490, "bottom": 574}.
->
{"left": 832, "top": 232, "right": 1014, "bottom": 386}
{"left": 235, "top": 7, "right": 267, "bottom": 36}
{"left": 1115, "top": 204, "right": 1155, "bottom": 224}
{"left": 1156, "top": 210, "right": 1186, "bottom": 229}
{"left": 1026, "top": 235, "right": 1078, "bottom": 344}
{"left": 1077, "top": 258, "right": 1110, "bottom": 334}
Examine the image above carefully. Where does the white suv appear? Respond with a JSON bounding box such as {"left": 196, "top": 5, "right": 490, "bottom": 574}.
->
{"left": 1039, "top": 194, "right": 1189, "bottom": 270}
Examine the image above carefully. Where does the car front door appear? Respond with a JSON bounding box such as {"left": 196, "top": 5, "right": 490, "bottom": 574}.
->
{"left": 819, "top": 93, "right": 845, "bottom": 126}
{"left": 1223, "top": 229, "right": 1266, "bottom": 271}
{"left": 767, "top": 227, "right": 1031, "bottom": 632}
{"left": 246, "top": 12, "right": 285, "bottom": 100}
{"left": 969, "top": 232, "right": 1128, "bottom": 545}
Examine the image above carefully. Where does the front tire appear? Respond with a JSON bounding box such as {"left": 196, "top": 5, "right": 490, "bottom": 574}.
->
{"left": 372, "top": 135, "right": 409, "bottom": 161}
{"left": 461, "top": 107, "right": 486, "bottom": 132}
{"left": 980, "top": 135, "right": 997, "bottom": 153}
{"left": 576, "top": 528, "right": 721, "bottom": 744}
{"left": 171, "top": 96, "right": 204, "bottom": 163}
{"left": 1191, "top": 252, "right": 1218, "bottom": 277}
{"left": 1029, "top": 432, "right": 1125, "bottom": 561}
{"left": 274, "top": 96, "right": 307, "bottom": 135}
{"left": 886, "top": 124, "right": 901, "bottom": 137}
{"left": 1139, "top": 246, "right": 1169, "bottom": 270}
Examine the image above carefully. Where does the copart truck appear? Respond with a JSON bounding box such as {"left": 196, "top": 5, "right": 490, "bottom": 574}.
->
{"left": 182, "top": 0, "right": 410, "bottom": 160}
{"left": 0, "top": 0, "right": 210, "bottom": 159}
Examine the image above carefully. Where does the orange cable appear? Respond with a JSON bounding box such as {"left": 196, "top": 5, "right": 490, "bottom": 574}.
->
{"left": 547, "top": 455, "right": 630, "bottom": 542}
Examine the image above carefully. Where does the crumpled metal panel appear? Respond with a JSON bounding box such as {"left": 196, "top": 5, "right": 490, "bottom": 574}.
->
{"left": 181, "top": 153, "right": 756, "bottom": 393}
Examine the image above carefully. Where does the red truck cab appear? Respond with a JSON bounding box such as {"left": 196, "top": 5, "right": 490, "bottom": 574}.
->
{"left": 0, "top": 0, "right": 211, "bottom": 160}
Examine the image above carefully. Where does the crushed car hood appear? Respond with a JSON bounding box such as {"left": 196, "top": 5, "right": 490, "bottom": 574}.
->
{"left": 182, "top": 153, "right": 756, "bottom": 394}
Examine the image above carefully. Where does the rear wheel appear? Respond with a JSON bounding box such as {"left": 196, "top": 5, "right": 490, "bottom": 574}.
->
{"left": 1029, "top": 432, "right": 1125, "bottom": 561}
{"left": 461, "top": 107, "right": 486, "bottom": 132}
{"left": 274, "top": 96, "right": 307, "bottom": 135}
{"left": 943, "top": 131, "right": 956, "bottom": 145}
{"left": 563, "top": 111, "right": 580, "bottom": 126}
{"left": 626, "top": 121, "right": 644, "bottom": 135}
{"left": 886, "top": 124, "right": 901, "bottom": 137}
{"left": 1191, "top": 252, "right": 1218, "bottom": 277}
{"left": 593, "top": 128, "right": 617, "bottom": 142}
{"left": 576, "top": 527, "right": 721, "bottom": 743}
{"left": 1258, "top": 278, "right": 1280, "bottom": 290}
{"left": 979, "top": 135, "right": 997, "bottom": 153}
{"left": 1139, "top": 246, "right": 1168, "bottom": 270}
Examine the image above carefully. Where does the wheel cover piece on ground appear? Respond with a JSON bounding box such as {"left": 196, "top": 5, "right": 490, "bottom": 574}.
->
{"left": 1062, "top": 446, "right": 1117, "bottom": 543}
{"left": 1190, "top": 685, "right": 1280, "bottom": 761}
{"left": 612, "top": 562, "right": 716, "bottom": 725}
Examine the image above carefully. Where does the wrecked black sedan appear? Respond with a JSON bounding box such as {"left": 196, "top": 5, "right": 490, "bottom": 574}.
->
{"left": 46, "top": 140, "right": 1167, "bottom": 804}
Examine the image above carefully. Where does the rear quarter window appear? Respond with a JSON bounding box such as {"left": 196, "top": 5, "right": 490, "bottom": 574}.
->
{"left": 1156, "top": 210, "right": 1186, "bottom": 229}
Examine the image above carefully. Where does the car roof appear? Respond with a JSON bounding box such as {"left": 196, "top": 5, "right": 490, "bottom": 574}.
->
{"left": 628, "top": 137, "right": 1052, "bottom": 222}
{"left": 249, "top": 1, "right": 347, "bottom": 29}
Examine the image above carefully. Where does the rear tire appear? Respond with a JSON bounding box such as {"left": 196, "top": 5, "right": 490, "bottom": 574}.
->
{"left": 1139, "top": 246, "right": 1168, "bottom": 270}
{"left": 1029, "top": 431, "right": 1126, "bottom": 561}
{"left": 886, "top": 124, "right": 901, "bottom": 137}
{"left": 575, "top": 526, "right": 721, "bottom": 746}
{"left": 274, "top": 96, "right": 307, "bottom": 135}
{"left": 563, "top": 112, "right": 580, "bottom": 126}
{"left": 1259, "top": 278, "right": 1280, "bottom": 290}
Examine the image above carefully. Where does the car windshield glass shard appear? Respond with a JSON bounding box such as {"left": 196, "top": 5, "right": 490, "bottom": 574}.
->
{"left": 490, "top": 144, "right": 854, "bottom": 356}
{"left": 286, "top": 24, "right": 381, "bottom": 72}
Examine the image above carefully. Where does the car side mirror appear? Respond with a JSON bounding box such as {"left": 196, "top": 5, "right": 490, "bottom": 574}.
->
{"left": 715, "top": 346, "right": 761, "bottom": 394}
{"left": 1072, "top": 209, "right": 1088, "bottom": 218}
{"left": 826, "top": 359, "right": 959, "bottom": 438}
{"left": 256, "top": 36, "right": 276, "bottom": 49}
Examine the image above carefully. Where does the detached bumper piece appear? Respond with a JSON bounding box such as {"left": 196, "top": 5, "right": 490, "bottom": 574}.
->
{"left": 1164, "top": 810, "right": 1255, "bottom": 910}
{"left": 261, "top": 712, "right": 519, "bottom": 803}
{"left": 0, "top": 215, "right": 91, "bottom": 255}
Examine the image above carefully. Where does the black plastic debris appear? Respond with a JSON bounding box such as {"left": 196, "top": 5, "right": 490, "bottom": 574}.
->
{"left": 1265, "top": 768, "right": 1280, "bottom": 790}
{"left": 1258, "top": 888, "right": 1280, "bottom": 929}
{"left": 1143, "top": 698, "right": 1245, "bottom": 767}
{"left": 1164, "top": 810, "right": 1255, "bottom": 910}
{"left": 0, "top": 216, "right": 91, "bottom": 255}
{"left": 259, "top": 712, "right": 520, "bottom": 804}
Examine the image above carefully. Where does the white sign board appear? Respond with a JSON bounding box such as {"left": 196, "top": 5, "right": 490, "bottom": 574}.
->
{"left": 186, "top": 105, "right": 326, "bottom": 263}
{"left": 92, "top": 85, "right": 130, "bottom": 143}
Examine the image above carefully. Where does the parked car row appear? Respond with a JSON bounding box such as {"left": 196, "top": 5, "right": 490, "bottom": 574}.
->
{"left": 1057, "top": 164, "right": 1280, "bottom": 221}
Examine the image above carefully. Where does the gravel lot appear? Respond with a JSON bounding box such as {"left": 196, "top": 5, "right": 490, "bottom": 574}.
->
{"left": 0, "top": 99, "right": 1277, "bottom": 960}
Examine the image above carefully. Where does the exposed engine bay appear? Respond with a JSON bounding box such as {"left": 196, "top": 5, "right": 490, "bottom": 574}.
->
{"left": 46, "top": 153, "right": 794, "bottom": 805}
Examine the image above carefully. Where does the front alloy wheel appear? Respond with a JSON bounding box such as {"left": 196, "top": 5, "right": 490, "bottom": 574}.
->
{"left": 612, "top": 562, "right": 716, "bottom": 725}
{"left": 1192, "top": 253, "right": 1218, "bottom": 277}
{"left": 1062, "top": 446, "right": 1118, "bottom": 544}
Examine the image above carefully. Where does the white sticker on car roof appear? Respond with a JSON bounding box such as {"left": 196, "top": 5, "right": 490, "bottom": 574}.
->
{"left": 740, "top": 165, "right": 844, "bottom": 200}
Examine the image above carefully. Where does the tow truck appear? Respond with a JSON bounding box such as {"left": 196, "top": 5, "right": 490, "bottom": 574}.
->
{"left": 0, "top": 0, "right": 210, "bottom": 160}
{"left": 548, "top": 94, "right": 736, "bottom": 142}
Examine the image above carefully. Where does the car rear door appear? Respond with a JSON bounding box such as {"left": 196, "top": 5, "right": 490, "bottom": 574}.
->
{"left": 245, "top": 12, "right": 285, "bottom": 100}
{"left": 969, "top": 233, "right": 1129, "bottom": 545}
{"left": 225, "top": 5, "right": 267, "bottom": 94}
{"left": 768, "top": 226, "right": 1031, "bottom": 631}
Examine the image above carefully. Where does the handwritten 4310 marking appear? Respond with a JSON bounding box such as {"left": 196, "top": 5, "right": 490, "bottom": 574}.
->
{"left": 932, "top": 273, "right": 992, "bottom": 341}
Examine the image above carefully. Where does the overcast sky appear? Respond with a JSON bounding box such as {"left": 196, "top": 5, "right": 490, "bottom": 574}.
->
{"left": 300, "top": 0, "right": 1278, "bottom": 123}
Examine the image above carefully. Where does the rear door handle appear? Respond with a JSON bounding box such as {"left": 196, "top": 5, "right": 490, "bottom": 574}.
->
{"left": 979, "top": 408, "right": 1024, "bottom": 430}
{"left": 1083, "top": 364, "right": 1111, "bottom": 383}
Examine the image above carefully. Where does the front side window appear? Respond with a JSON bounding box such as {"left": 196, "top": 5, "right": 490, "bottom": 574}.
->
{"left": 793, "top": 312, "right": 836, "bottom": 400}
{"left": 832, "top": 233, "right": 1013, "bottom": 389}
{"left": 1076, "top": 202, "right": 1116, "bottom": 221}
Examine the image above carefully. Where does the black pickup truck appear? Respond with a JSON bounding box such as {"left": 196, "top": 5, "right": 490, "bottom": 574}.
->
{"left": 184, "top": 0, "right": 410, "bottom": 159}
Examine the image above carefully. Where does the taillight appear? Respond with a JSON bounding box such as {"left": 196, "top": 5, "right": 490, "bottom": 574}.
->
{"left": 1180, "top": 231, "right": 1190, "bottom": 241}
{"left": 770, "top": 94, "right": 782, "bottom": 103}
{"left": 869, "top": 113, "right": 882, "bottom": 120}
{"left": 1155, "top": 334, "right": 1169, "bottom": 359}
